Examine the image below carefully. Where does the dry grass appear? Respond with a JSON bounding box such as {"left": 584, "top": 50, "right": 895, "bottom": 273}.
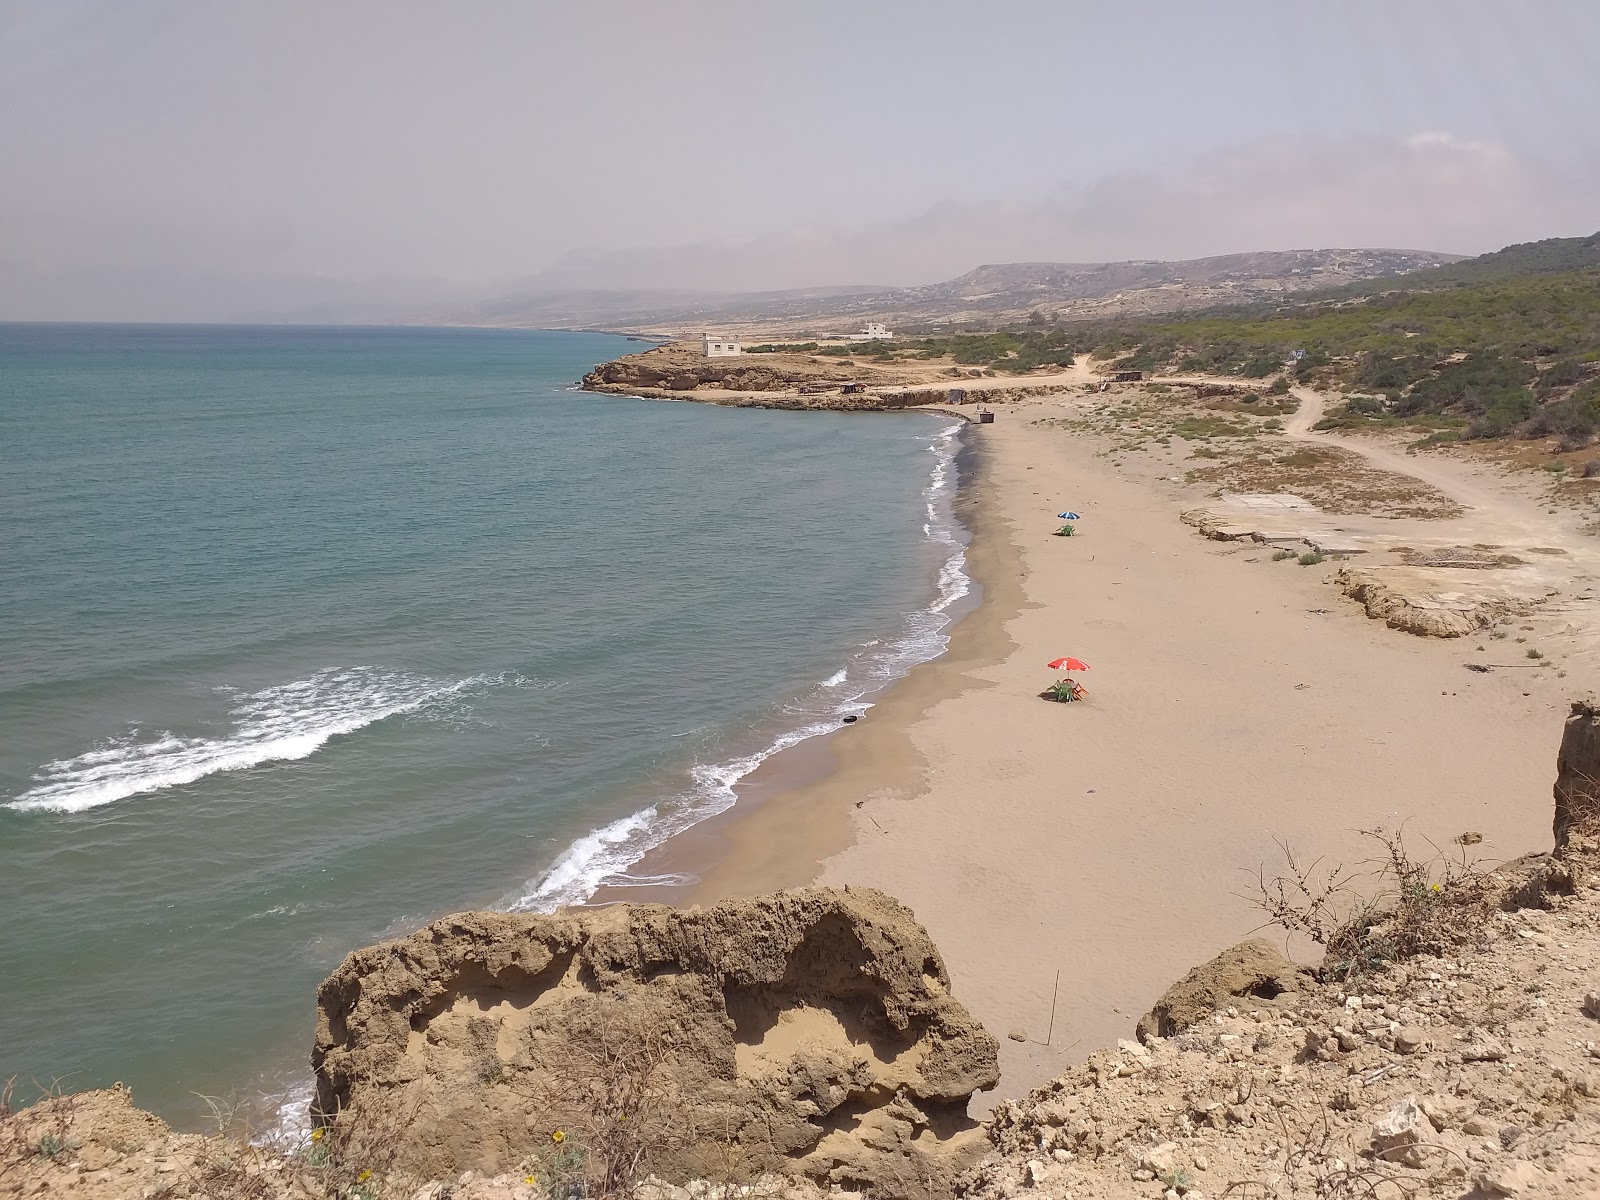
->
{"left": 0, "top": 1077, "right": 82, "bottom": 1189}
{"left": 166, "top": 1085, "right": 420, "bottom": 1200}
{"left": 1219, "top": 1092, "right": 1472, "bottom": 1198}
{"left": 1187, "top": 446, "right": 1463, "bottom": 518}
{"left": 524, "top": 993, "right": 753, "bottom": 1200}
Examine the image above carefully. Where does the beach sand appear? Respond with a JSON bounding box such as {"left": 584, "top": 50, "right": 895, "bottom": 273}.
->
{"left": 685, "top": 394, "right": 1566, "bottom": 1103}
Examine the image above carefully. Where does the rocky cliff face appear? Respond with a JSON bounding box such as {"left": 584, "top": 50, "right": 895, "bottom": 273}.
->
{"left": 581, "top": 343, "right": 924, "bottom": 402}
{"left": 1554, "top": 700, "right": 1600, "bottom": 851}
{"left": 312, "top": 887, "right": 999, "bottom": 1195}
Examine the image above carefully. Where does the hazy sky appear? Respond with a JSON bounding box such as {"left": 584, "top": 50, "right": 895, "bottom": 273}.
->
{"left": 3, "top": 0, "right": 1599, "bottom": 321}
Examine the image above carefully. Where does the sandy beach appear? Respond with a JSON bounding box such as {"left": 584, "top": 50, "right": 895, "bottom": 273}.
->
{"left": 685, "top": 391, "right": 1572, "bottom": 1103}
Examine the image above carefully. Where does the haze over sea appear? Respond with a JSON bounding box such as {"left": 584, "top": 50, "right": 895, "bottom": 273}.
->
{"left": 0, "top": 324, "right": 969, "bottom": 1123}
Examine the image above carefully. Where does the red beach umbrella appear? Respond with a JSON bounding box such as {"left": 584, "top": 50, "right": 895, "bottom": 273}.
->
{"left": 1047, "top": 657, "right": 1090, "bottom": 672}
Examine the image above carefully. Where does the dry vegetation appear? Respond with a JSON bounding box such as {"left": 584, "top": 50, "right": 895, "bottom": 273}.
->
{"left": 1038, "top": 384, "right": 1463, "bottom": 519}
{"left": 963, "top": 824, "right": 1600, "bottom": 1199}
{"left": 1185, "top": 446, "right": 1463, "bottom": 520}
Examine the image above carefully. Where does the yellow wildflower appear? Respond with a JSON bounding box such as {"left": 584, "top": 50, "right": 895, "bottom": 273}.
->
{"left": 358, "top": 1169, "right": 372, "bottom": 1183}
{"left": 551, "top": 1129, "right": 566, "bottom": 1144}
{"left": 526, "top": 1176, "right": 538, "bottom": 1186}
{"left": 311, "top": 1128, "right": 324, "bottom": 1143}
{"left": 1431, "top": 883, "right": 1443, "bottom": 892}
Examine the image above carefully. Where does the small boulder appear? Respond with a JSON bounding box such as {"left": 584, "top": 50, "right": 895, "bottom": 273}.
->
{"left": 1463, "top": 1032, "right": 1509, "bottom": 1062}
{"left": 1371, "top": 1095, "right": 1432, "bottom": 1168}
{"left": 1136, "top": 940, "right": 1315, "bottom": 1039}
{"left": 1394, "top": 1026, "right": 1428, "bottom": 1054}
{"left": 1476, "top": 1160, "right": 1549, "bottom": 1196}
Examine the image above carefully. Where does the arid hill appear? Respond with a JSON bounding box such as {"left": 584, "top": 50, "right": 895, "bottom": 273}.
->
{"left": 450, "top": 249, "right": 1460, "bottom": 338}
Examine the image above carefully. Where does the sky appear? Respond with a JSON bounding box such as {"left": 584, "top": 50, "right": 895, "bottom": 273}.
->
{"left": 3, "top": 0, "right": 1599, "bottom": 321}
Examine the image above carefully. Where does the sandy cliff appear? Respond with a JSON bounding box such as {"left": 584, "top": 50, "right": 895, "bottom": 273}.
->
{"left": 313, "top": 888, "right": 998, "bottom": 1194}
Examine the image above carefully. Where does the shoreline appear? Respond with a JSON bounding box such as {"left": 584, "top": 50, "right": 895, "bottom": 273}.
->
{"left": 583, "top": 415, "right": 992, "bottom": 909}
{"left": 663, "top": 391, "right": 1567, "bottom": 1103}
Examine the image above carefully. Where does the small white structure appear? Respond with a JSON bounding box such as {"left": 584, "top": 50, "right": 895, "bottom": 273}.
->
{"left": 857, "top": 322, "right": 893, "bottom": 340}
{"left": 702, "top": 333, "right": 742, "bottom": 358}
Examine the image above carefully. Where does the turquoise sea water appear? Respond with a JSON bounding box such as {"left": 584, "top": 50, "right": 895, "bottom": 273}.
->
{"left": 0, "top": 324, "right": 968, "bottom": 1125}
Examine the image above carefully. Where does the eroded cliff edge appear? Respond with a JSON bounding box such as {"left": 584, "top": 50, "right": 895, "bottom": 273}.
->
{"left": 313, "top": 887, "right": 999, "bottom": 1194}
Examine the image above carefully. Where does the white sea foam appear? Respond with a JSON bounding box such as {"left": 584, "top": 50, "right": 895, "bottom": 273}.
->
{"left": 5, "top": 666, "right": 495, "bottom": 814}
{"left": 504, "top": 420, "right": 973, "bottom": 914}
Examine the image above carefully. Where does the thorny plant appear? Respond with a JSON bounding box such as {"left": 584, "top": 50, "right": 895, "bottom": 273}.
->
{"left": 1242, "top": 826, "right": 1497, "bottom": 982}
{"left": 525, "top": 994, "right": 705, "bottom": 1200}
{"left": 182, "top": 1085, "right": 419, "bottom": 1200}
{"left": 0, "top": 1077, "right": 82, "bottom": 1187}
{"left": 1219, "top": 1095, "right": 1467, "bottom": 1199}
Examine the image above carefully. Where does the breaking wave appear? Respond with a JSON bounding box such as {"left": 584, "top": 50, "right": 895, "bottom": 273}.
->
{"left": 5, "top": 667, "right": 501, "bottom": 814}
{"left": 504, "top": 420, "right": 972, "bottom": 913}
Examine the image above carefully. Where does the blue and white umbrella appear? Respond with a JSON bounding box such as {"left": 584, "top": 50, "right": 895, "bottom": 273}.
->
{"left": 1057, "top": 511, "right": 1081, "bottom": 520}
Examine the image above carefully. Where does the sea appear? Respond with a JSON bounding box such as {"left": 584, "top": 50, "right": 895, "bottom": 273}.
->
{"left": 0, "top": 323, "right": 971, "bottom": 1127}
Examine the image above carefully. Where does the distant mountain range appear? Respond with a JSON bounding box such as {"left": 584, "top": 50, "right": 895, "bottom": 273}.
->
{"left": 444, "top": 247, "right": 1464, "bottom": 336}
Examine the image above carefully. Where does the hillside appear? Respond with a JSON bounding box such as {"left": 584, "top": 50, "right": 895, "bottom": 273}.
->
{"left": 446, "top": 249, "right": 1460, "bottom": 337}
{"left": 1063, "top": 233, "right": 1600, "bottom": 450}
{"left": 1345, "top": 232, "right": 1600, "bottom": 292}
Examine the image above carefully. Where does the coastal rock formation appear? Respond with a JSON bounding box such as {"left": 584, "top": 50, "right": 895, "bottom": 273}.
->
{"left": 1134, "top": 938, "right": 1316, "bottom": 1040}
{"left": 581, "top": 342, "right": 929, "bottom": 405}
{"left": 1334, "top": 565, "right": 1547, "bottom": 638}
{"left": 0, "top": 1085, "right": 202, "bottom": 1200}
{"left": 583, "top": 343, "right": 862, "bottom": 395}
{"left": 1554, "top": 699, "right": 1600, "bottom": 850}
{"left": 960, "top": 839, "right": 1600, "bottom": 1199}
{"left": 312, "top": 887, "right": 999, "bottom": 1195}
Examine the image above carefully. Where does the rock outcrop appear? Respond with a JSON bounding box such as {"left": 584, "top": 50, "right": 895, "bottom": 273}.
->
{"left": 1135, "top": 938, "right": 1317, "bottom": 1040}
{"left": 1554, "top": 699, "right": 1600, "bottom": 850}
{"left": 961, "top": 841, "right": 1600, "bottom": 1200}
{"left": 580, "top": 342, "right": 933, "bottom": 406}
{"left": 1334, "top": 565, "right": 1547, "bottom": 638}
{"left": 312, "top": 887, "right": 998, "bottom": 1195}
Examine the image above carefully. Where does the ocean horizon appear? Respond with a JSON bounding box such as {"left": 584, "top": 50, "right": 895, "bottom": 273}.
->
{"left": 0, "top": 322, "right": 971, "bottom": 1126}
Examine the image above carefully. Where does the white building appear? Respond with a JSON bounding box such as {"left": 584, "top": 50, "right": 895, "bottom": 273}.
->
{"left": 702, "top": 333, "right": 742, "bottom": 358}
{"left": 857, "top": 322, "right": 893, "bottom": 340}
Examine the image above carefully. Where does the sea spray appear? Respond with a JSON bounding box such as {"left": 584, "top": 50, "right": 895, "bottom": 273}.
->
{"left": 4, "top": 667, "right": 511, "bottom": 814}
